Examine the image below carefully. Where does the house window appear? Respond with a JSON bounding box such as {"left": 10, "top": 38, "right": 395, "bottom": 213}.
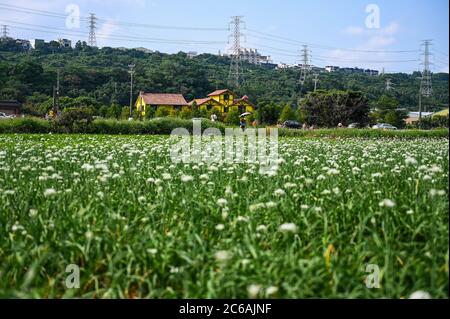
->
{"left": 224, "top": 107, "right": 229, "bottom": 113}
{"left": 206, "top": 104, "right": 213, "bottom": 110}
{"left": 238, "top": 105, "right": 245, "bottom": 114}
{"left": 223, "top": 94, "right": 229, "bottom": 101}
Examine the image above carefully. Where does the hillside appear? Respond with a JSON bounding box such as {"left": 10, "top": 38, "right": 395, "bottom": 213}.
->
{"left": 0, "top": 43, "right": 448, "bottom": 113}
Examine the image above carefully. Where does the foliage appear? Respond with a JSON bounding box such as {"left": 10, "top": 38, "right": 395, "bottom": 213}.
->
{"left": 278, "top": 104, "right": 297, "bottom": 123}
{"left": 58, "top": 107, "right": 94, "bottom": 132}
{"left": 0, "top": 48, "right": 447, "bottom": 116}
{"left": 224, "top": 108, "right": 240, "bottom": 125}
{"left": 299, "top": 90, "right": 370, "bottom": 127}
{"left": 371, "top": 95, "right": 408, "bottom": 128}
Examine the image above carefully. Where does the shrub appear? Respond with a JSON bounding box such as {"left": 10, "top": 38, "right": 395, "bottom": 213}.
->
{"left": 0, "top": 117, "right": 52, "bottom": 133}
{"left": 58, "top": 107, "right": 94, "bottom": 133}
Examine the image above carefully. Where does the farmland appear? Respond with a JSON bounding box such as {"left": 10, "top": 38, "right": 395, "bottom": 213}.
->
{"left": 0, "top": 134, "right": 448, "bottom": 298}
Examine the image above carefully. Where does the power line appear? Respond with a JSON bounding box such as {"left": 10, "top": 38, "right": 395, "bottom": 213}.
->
{"left": 0, "top": 3, "right": 227, "bottom": 32}
{"left": 1, "top": 22, "right": 226, "bottom": 45}
{"left": 246, "top": 28, "right": 419, "bottom": 53}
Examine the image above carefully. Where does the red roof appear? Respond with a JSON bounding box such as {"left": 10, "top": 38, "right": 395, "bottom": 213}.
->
{"left": 207, "top": 89, "right": 233, "bottom": 97}
{"left": 188, "top": 97, "right": 212, "bottom": 106}
{"left": 140, "top": 93, "right": 188, "bottom": 106}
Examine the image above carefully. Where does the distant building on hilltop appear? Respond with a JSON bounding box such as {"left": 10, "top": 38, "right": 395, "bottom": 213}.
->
{"left": 58, "top": 38, "right": 72, "bottom": 48}
{"left": 325, "top": 65, "right": 340, "bottom": 72}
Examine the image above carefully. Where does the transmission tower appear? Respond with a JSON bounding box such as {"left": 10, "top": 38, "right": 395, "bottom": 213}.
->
{"left": 128, "top": 64, "right": 135, "bottom": 119}
{"left": 227, "top": 16, "right": 245, "bottom": 89}
{"left": 1, "top": 25, "right": 9, "bottom": 40}
{"left": 299, "top": 45, "right": 311, "bottom": 85}
{"left": 88, "top": 13, "right": 97, "bottom": 47}
{"left": 419, "top": 40, "right": 433, "bottom": 121}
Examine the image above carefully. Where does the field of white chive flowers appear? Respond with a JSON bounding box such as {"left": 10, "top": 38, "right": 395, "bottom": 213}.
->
{"left": 0, "top": 134, "right": 448, "bottom": 298}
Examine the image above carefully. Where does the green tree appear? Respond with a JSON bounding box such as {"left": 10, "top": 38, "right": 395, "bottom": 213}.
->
{"left": 373, "top": 95, "right": 408, "bottom": 128}
{"left": 224, "top": 108, "right": 240, "bottom": 125}
{"left": 279, "top": 104, "right": 296, "bottom": 123}
{"left": 299, "top": 90, "right": 370, "bottom": 127}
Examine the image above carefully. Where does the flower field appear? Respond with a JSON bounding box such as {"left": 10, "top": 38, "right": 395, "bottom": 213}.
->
{"left": 0, "top": 134, "right": 448, "bottom": 298}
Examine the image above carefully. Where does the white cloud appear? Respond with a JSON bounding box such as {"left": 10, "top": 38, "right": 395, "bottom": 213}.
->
{"left": 96, "top": 19, "right": 120, "bottom": 47}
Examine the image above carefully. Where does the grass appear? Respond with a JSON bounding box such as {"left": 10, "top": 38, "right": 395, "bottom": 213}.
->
{"left": 0, "top": 134, "right": 448, "bottom": 298}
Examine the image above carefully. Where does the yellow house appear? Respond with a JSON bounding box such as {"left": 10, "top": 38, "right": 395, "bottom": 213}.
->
{"left": 189, "top": 89, "right": 256, "bottom": 115}
{"left": 188, "top": 97, "right": 224, "bottom": 113}
{"left": 135, "top": 92, "right": 188, "bottom": 116}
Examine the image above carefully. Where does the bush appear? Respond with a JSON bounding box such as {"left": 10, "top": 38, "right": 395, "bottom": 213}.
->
{"left": 278, "top": 128, "right": 449, "bottom": 139}
{"left": 58, "top": 107, "right": 94, "bottom": 133}
{"left": 0, "top": 117, "right": 52, "bottom": 133}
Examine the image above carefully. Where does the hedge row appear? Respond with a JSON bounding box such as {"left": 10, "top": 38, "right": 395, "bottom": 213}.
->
{"left": 0, "top": 117, "right": 226, "bottom": 135}
{"left": 278, "top": 127, "right": 449, "bottom": 138}
{"left": 0, "top": 117, "right": 448, "bottom": 138}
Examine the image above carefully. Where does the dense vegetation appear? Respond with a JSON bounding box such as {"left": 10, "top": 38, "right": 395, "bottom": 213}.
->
{"left": 0, "top": 41, "right": 448, "bottom": 118}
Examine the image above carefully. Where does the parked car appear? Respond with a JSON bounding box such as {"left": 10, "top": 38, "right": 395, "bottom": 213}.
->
{"left": 372, "top": 123, "right": 398, "bottom": 130}
{"left": 348, "top": 123, "right": 360, "bottom": 128}
{"left": 282, "top": 120, "right": 302, "bottom": 129}
{"left": 0, "top": 112, "right": 14, "bottom": 119}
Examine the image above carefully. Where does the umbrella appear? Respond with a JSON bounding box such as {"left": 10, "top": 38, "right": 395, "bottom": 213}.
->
{"left": 240, "top": 112, "right": 252, "bottom": 117}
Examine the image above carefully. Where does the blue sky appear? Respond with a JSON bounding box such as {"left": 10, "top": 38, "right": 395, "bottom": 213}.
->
{"left": 0, "top": 0, "right": 448, "bottom": 73}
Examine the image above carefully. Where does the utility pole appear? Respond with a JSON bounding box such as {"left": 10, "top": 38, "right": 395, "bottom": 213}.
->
{"left": 1, "top": 25, "right": 8, "bottom": 40}
{"left": 128, "top": 64, "right": 135, "bottom": 119}
{"left": 313, "top": 73, "right": 319, "bottom": 91}
{"left": 419, "top": 39, "right": 433, "bottom": 123}
{"left": 88, "top": 13, "right": 97, "bottom": 47}
{"left": 56, "top": 67, "right": 61, "bottom": 114}
{"left": 228, "top": 16, "right": 245, "bottom": 89}
{"left": 385, "top": 78, "right": 393, "bottom": 91}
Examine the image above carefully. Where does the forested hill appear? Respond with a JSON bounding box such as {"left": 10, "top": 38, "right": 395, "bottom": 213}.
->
{"left": 0, "top": 44, "right": 448, "bottom": 112}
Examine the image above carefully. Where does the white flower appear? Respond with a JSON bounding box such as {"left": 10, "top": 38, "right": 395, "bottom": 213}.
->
{"left": 215, "top": 224, "right": 225, "bottom": 231}
{"left": 409, "top": 290, "right": 431, "bottom": 299}
{"left": 180, "top": 175, "right": 194, "bottom": 182}
{"left": 278, "top": 223, "right": 298, "bottom": 233}
{"left": 217, "top": 198, "right": 228, "bottom": 207}
{"left": 138, "top": 196, "right": 146, "bottom": 203}
{"left": 29, "top": 209, "right": 38, "bottom": 217}
{"left": 300, "top": 204, "right": 309, "bottom": 209}
{"left": 214, "top": 250, "right": 232, "bottom": 263}
{"left": 236, "top": 216, "right": 249, "bottom": 223}
{"left": 405, "top": 157, "right": 417, "bottom": 165}
{"left": 371, "top": 172, "right": 383, "bottom": 178}
{"left": 43, "top": 188, "right": 57, "bottom": 197}
{"left": 284, "top": 182, "right": 296, "bottom": 189}
{"left": 81, "top": 163, "right": 94, "bottom": 171}
{"left": 266, "top": 286, "right": 279, "bottom": 296}
{"left": 247, "top": 284, "right": 262, "bottom": 298}
{"left": 147, "top": 248, "right": 158, "bottom": 254}
{"left": 327, "top": 168, "right": 340, "bottom": 175}
{"left": 85, "top": 231, "right": 94, "bottom": 240}
{"left": 199, "top": 174, "right": 209, "bottom": 181}
{"left": 161, "top": 173, "right": 172, "bottom": 181}
{"left": 273, "top": 189, "right": 286, "bottom": 196}
{"left": 406, "top": 209, "right": 414, "bottom": 215}
{"left": 265, "top": 201, "right": 277, "bottom": 208}
{"left": 256, "top": 225, "right": 268, "bottom": 232}
{"left": 379, "top": 199, "right": 395, "bottom": 208}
